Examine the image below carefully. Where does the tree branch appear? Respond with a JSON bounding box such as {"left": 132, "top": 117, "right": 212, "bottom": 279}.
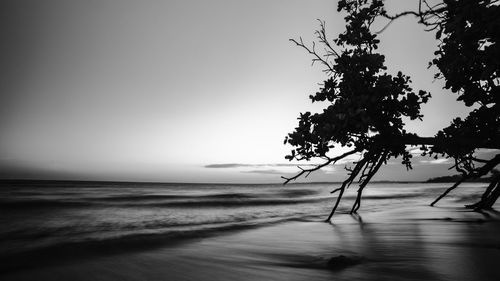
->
{"left": 377, "top": 0, "right": 447, "bottom": 33}
{"left": 351, "top": 150, "right": 388, "bottom": 213}
{"left": 431, "top": 154, "right": 500, "bottom": 206}
{"left": 326, "top": 156, "right": 369, "bottom": 222}
{"left": 289, "top": 37, "right": 336, "bottom": 75}
{"left": 282, "top": 148, "right": 360, "bottom": 184}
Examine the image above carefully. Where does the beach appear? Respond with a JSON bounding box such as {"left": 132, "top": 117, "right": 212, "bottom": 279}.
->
{"left": 1, "top": 181, "right": 500, "bottom": 280}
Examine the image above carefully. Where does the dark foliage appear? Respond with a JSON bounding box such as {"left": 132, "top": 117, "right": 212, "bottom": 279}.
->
{"left": 284, "top": 0, "right": 500, "bottom": 221}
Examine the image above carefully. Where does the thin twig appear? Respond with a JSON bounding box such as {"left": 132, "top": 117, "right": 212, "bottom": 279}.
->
{"left": 282, "top": 148, "right": 360, "bottom": 184}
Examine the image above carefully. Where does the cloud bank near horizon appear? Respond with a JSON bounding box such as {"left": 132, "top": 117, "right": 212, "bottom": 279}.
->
{"left": 203, "top": 151, "right": 496, "bottom": 181}
{"left": 204, "top": 163, "right": 318, "bottom": 169}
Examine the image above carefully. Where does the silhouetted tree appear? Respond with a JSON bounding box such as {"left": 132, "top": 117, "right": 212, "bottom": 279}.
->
{"left": 283, "top": 0, "right": 500, "bottom": 221}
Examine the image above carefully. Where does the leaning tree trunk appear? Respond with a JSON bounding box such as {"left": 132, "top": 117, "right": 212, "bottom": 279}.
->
{"left": 466, "top": 175, "right": 500, "bottom": 210}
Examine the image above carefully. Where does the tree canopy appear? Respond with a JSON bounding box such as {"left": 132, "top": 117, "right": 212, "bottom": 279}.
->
{"left": 283, "top": 0, "right": 500, "bottom": 221}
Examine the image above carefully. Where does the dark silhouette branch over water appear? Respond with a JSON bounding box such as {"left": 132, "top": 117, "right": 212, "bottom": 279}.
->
{"left": 284, "top": 0, "right": 500, "bottom": 221}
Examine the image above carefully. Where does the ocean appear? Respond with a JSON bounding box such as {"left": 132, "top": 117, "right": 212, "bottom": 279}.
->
{"left": 0, "top": 180, "right": 492, "bottom": 274}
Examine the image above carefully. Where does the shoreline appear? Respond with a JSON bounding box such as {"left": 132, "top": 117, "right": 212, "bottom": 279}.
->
{"left": 3, "top": 205, "right": 500, "bottom": 281}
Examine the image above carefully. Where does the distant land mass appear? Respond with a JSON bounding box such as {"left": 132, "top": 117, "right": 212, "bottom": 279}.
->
{"left": 426, "top": 173, "right": 497, "bottom": 183}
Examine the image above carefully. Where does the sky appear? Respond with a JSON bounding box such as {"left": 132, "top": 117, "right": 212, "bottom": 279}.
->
{"left": 0, "top": 0, "right": 475, "bottom": 183}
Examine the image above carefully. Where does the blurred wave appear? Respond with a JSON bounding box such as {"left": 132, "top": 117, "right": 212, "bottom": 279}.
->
{"left": 0, "top": 180, "right": 490, "bottom": 273}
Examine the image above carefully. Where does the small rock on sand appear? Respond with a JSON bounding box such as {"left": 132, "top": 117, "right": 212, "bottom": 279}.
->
{"left": 326, "top": 255, "right": 363, "bottom": 271}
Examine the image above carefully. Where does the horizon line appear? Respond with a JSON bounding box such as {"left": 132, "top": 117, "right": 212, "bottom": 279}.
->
{"left": 0, "top": 178, "right": 428, "bottom": 185}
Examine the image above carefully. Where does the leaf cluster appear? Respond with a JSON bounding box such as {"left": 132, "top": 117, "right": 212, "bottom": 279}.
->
{"left": 432, "top": 0, "right": 500, "bottom": 107}
{"left": 427, "top": 0, "right": 500, "bottom": 176}
{"left": 285, "top": 0, "right": 430, "bottom": 165}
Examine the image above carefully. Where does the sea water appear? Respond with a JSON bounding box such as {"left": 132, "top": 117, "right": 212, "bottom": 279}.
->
{"left": 0, "top": 180, "right": 490, "bottom": 266}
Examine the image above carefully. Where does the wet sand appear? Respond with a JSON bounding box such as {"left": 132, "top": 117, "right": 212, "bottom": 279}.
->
{"left": 3, "top": 205, "right": 500, "bottom": 281}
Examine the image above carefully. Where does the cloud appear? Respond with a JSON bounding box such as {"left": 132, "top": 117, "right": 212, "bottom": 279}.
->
{"left": 419, "top": 158, "right": 452, "bottom": 164}
{"left": 204, "top": 163, "right": 318, "bottom": 169}
{"left": 204, "top": 163, "right": 251, "bottom": 168}
{"left": 204, "top": 162, "right": 328, "bottom": 177}
{"left": 241, "top": 169, "right": 288, "bottom": 175}
{"left": 408, "top": 147, "right": 425, "bottom": 155}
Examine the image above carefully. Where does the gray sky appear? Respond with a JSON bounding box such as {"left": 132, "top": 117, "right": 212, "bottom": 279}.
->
{"left": 0, "top": 0, "right": 471, "bottom": 183}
